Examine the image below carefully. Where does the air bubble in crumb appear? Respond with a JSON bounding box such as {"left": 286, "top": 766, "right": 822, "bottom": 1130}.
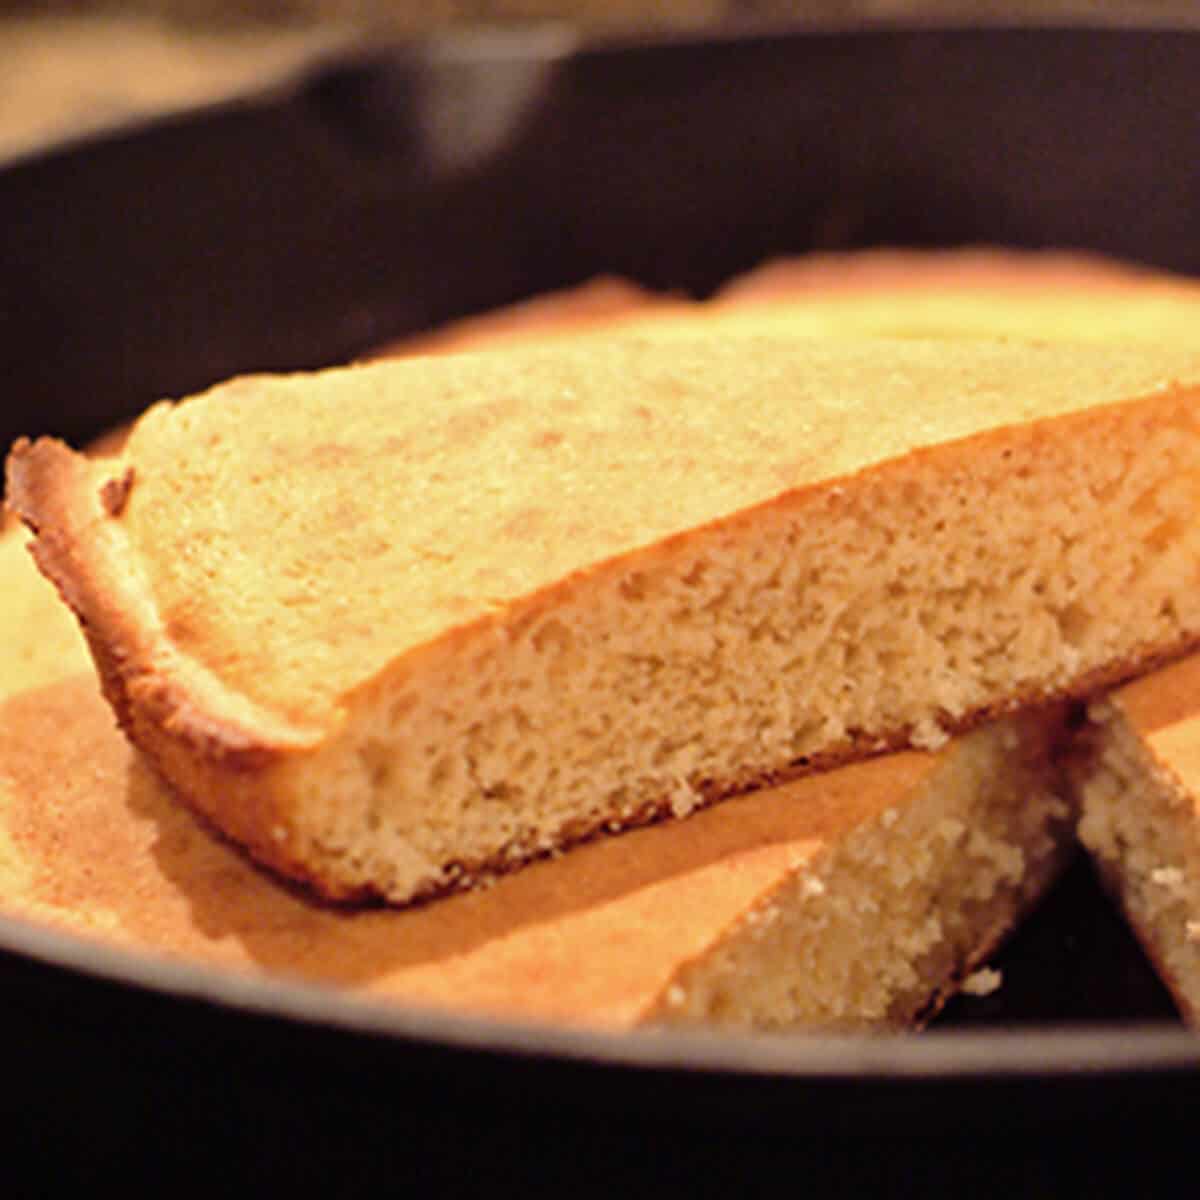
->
{"left": 909, "top": 717, "right": 949, "bottom": 751}
{"left": 1152, "top": 865, "right": 1186, "bottom": 894}
{"left": 961, "top": 967, "right": 1003, "bottom": 997}
{"left": 668, "top": 779, "right": 700, "bottom": 818}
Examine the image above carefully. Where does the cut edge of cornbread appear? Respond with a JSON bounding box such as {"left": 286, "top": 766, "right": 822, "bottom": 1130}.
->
{"left": 1070, "top": 656, "right": 1200, "bottom": 1025}
{"left": 646, "top": 707, "right": 1077, "bottom": 1032}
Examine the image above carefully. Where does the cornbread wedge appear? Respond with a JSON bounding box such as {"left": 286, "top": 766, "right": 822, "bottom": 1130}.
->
{"left": 7, "top": 337, "right": 1200, "bottom": 904}
{"left": 0, "top": 629, "right": 1073, "bottom": 1029}
{"left": 1070, "top": 654, "right": 1200, "bottom": 1025}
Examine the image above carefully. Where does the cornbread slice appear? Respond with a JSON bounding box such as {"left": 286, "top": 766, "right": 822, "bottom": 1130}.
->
{"left": 1070, "top": 654, "right": 1200, "bottom": 1025}
{"left": 0, "top": 627, "right": 1074, "bottom": 1029}
{"left": 7, "top": 336, "right": 1200, "bottom": 904}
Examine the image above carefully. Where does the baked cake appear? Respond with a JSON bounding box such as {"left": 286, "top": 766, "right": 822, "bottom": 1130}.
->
{"left": 8, "top": 335, "right": 1200, "bottom": 904}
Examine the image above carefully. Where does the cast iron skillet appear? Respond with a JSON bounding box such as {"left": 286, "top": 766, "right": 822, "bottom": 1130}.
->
{"left": 3, "top": 17, "right": 1200, "bottom": 1190}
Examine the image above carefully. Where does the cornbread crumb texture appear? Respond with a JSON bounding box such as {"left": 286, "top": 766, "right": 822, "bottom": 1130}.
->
{"left": 960, "top": 967, "right": 1003, "bottom": 998}
{"left": 653, "top": 710, "right": 1072, "bottom": 1030}
{"left": 1072, "top": 655, "right": 1200, "bottom": 1023}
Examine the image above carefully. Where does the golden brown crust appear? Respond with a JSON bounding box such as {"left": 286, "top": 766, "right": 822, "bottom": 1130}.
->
{"left": 5, "top": 437, "right": 329, "bottom": 894}
{"left": 8, "top": 438, "right": 315, "bottom": 749}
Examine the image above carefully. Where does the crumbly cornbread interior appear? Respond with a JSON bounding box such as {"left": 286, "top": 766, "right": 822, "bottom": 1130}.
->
{"left": 378, "top": 249, "right": 1200, "bottom": 358}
